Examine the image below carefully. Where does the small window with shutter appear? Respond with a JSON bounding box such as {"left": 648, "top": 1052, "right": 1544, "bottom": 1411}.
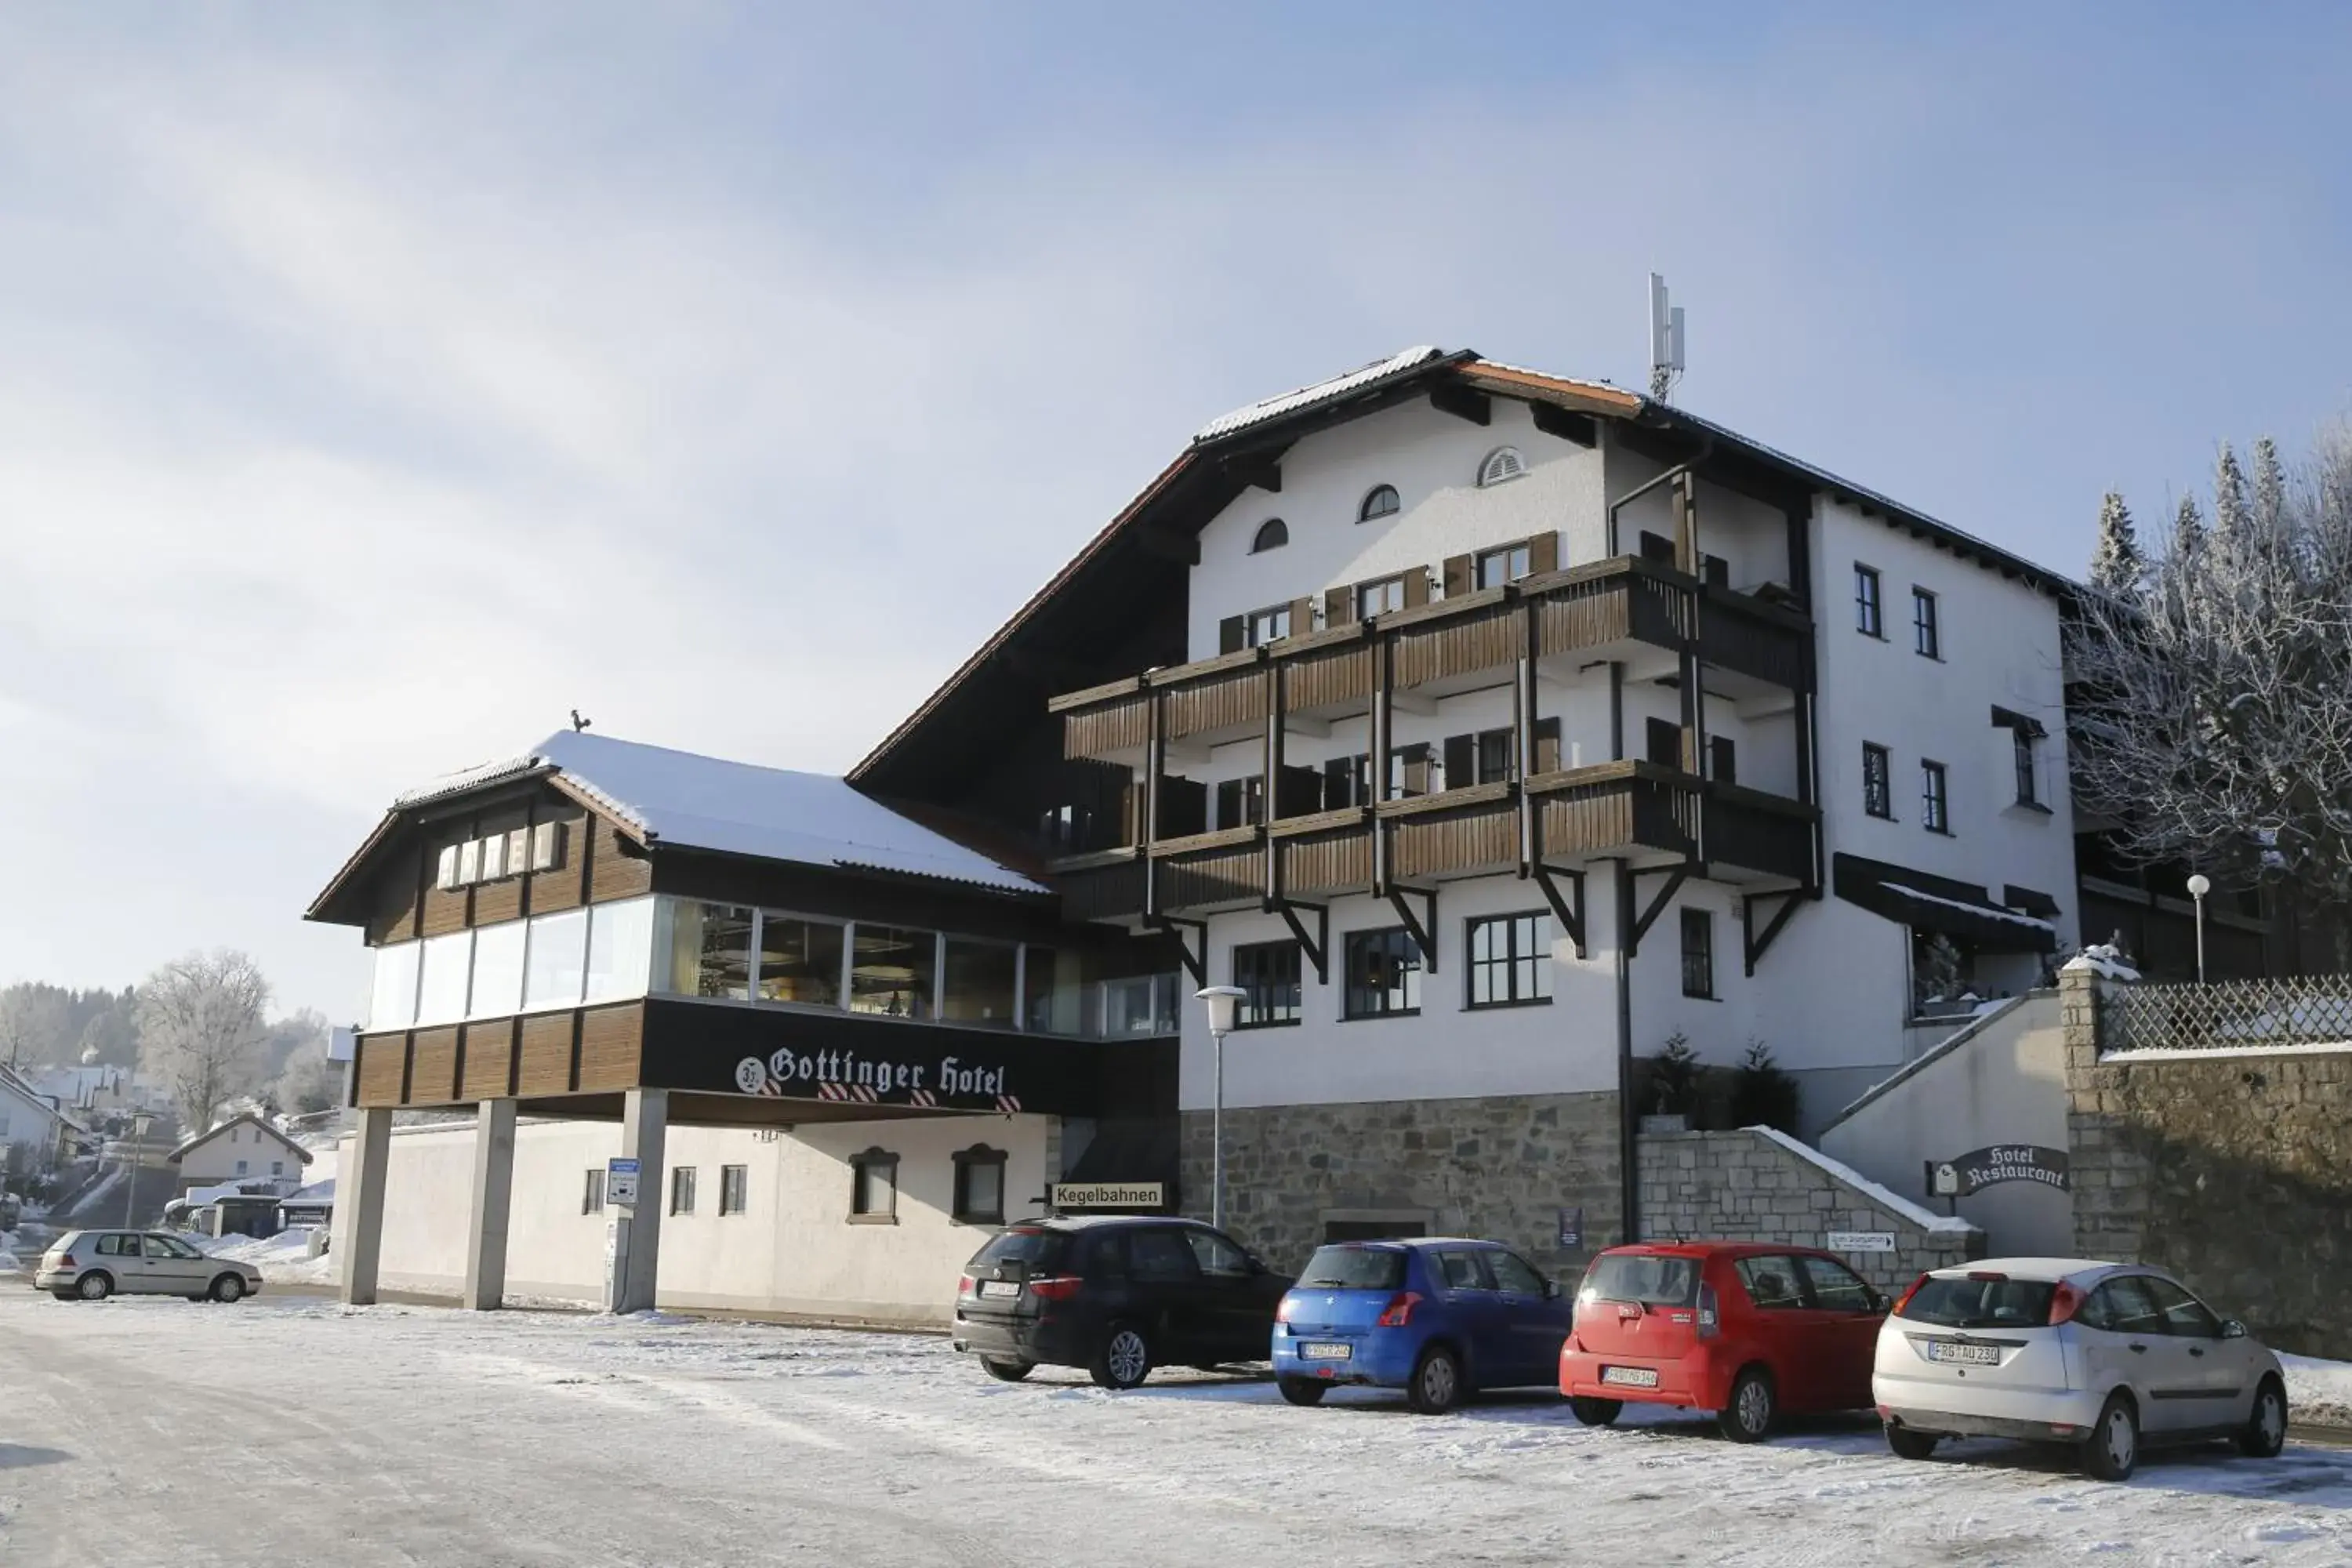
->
{"left": 1478, "top": 447, "right": 1527, "bottom": 487}
{"left": 1443, "top": 734, "right": 1475, "bottom": 791}
{"left": 1356, "top": 576, "right": 1406, "bottom": 619}
{"left": 1533, "top": 717, "right": 1562, "bottom": 774}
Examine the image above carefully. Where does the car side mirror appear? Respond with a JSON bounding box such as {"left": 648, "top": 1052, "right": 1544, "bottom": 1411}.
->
{"left": 1869, "top": 1290, "right": 1889, "bottom": 1315}
{"left": 2222, "top": 1319, "right": 2248, "bottom": 1340}
{"left": 1543, "top": 1279, "right": 1563, "bottom": 1300}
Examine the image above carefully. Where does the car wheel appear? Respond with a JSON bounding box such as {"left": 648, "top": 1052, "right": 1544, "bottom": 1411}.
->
{"left": 1569, "top": 1396, "right": 1623, "bottom": 1428}
{"left": 1886, "top": 1425, "right": 1939, "bottom": 1461}
{"left": 2239, "top": 1376, "right": 2288, "bottom": 1459}
{"left": 76, "top": 1271, "right": 113, "bottom": 1302}
{"left": 209, "top": 1274, "right": 246, "bottom": 1304}
{"left": 981, "top": 1358, "right": 1034, "bottom": 1383}
{"left": 2081, "top": 1392, "right": 2139, "bottom": 1482}
{"left": 1718, "top": 1367, "right": 1776, "bottom": 1443}
{"left": 1278, "top": 1376, "right": 1329, "bottom": 1407}
{"left": 1090, "top": 1324, "right": 1153, "bottom": 1391}
{"left": 1406, "top": 1345, "right": 1464, "bottom": 1415}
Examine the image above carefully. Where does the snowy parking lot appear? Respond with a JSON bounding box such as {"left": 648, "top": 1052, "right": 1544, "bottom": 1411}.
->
{"left": 5, "top": 1289, "right": 2352, "bottom": 1566}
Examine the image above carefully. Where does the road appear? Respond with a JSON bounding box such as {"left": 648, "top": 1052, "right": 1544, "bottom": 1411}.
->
{"left": 3, "top": 1287, "right": 2351, "bottom": 1566}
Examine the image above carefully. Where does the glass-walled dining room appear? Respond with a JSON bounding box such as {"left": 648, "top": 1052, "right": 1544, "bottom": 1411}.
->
{"left": 365, "top": 895, "right": 1180, "bottom": 1042}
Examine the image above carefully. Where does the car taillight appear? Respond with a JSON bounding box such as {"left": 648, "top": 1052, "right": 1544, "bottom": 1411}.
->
{"left": 1890, "top": 1272, "right": 1929, "bottom": 1318}
{"left": 2047, "top": 1280, "right": 2085, "bottom": 1326}
{"left": 1696, "top": 1282, "right": 1719, "bottom": 1339}
{"left": 57, "top": 1254, "right": 74, "bottom": 1269}
{"left": 1376, "top": 1291, "right": 1421, "bottom": 1327}
{"left": 956, "top": 1276, "right": 976, "bottom": 1298}
{"left": 1028, "top": 1276, "right": 1083, "bottom": 1301}
{"left": 1276, "top": 1296, "right": 1297, "bottom": 1323}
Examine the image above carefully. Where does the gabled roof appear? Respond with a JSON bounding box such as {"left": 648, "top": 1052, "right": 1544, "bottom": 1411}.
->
{"left": 169, "top": 1112, "right": 313, "bottom": 1166}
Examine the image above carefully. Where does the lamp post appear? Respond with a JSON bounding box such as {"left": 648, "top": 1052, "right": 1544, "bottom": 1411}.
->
{"left": 1196, "top": 985, "right": 1247, "bottom": 1232}
{"left": 2186, "top": 874, "right": 2212, "bottom": 985}
{"left": 122, "top": 1111, "right": 154, "bottom": 1231}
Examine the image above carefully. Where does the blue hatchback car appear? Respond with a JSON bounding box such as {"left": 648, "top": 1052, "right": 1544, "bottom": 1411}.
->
{"left": 1272, "top": 1238, "right": 1574, "bottom": 1413}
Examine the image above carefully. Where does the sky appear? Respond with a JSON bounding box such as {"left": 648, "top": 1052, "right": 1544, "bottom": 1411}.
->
{"left": 2, "top": 3, "right": 2349, "bottom": 1020}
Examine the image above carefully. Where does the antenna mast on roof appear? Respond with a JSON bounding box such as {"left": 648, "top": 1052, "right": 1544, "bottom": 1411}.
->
{"left": 1648, "top": 273, "right": 1686, "bottom": 402}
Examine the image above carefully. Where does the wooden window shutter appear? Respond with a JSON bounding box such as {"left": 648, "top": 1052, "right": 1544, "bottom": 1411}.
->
{"left": 1711, "top": 735, "right": 1737, "bottom": 785}
{"left": 1534, "top": 717, "right": 1562, "bottom": 774}
{"left": 1214, "top": 778, "right": 1243, "bottom": 829}
{"left": 1442, "top": 554, "right": 1473, "bottom": 598}
{"left": 1399, "top": 742, "right": 1432, "bottom": 797}
{"left": 1646, "top": 717, "right": 1682, "bottom": 768}
{"left": 1529, "top": 532, "right": 1559, "bottom": 575}
{"left": 1324, "top": 585, "right": 1356, "bottom": 627}
{"left": 1218, "top": 615, "right": 1246, "bottom": 655}
{"left": 1288, "top": 597, "right": 1314, "bottom": 640}
{"left": 1403, "top": 569, "right": 1431, "bottom": 608}
{"left": 1442, "top": 734, "right": 1475, "bottom": 791}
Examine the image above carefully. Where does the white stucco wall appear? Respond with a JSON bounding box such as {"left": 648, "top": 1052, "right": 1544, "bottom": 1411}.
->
{"left": 335, "top": 1112, "right": 1054, "bottom": 1323}
{"left": 1817, "top": 993, "right": 2073, "bottom": 1256}
{"left": 176, "top": 1123, "right": 309, "bottom": 1192}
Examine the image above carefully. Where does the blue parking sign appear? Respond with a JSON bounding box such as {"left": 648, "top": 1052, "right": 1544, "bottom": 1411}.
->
{"left": 1557, "top": 1207, "right": 1583, "bottom": 1248}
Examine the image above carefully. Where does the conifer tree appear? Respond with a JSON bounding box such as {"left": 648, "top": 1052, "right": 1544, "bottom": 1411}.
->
{"left": 2088, "top": 491, "right": 2143, "bottom": 593}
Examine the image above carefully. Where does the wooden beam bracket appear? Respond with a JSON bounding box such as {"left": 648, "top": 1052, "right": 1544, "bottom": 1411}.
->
{"left": 1385, "top": 884, "right": 1439, "bottom": 975}
{"left": 1741, "top": 889, "right": 1808, "bottom": 977}
{"left": 1626, "top": 863, "right": 1692, "bottom": 958}
{"left": 1268, "top": 897, "right": 1330, "bottom": 985}
{"left": 1149, "top": 915, "right": 1209, "bottom": 988}
{"left": 1530, "top": 864, "right": 1588, "bottom": 959}
{"left": 1224, "top": 457, "right": 1282, "bottom": 495}
{"left": 1529, "top": 401, "right": 1597, "bottom": 447}
{"left": 1428, "top": 383, "right": 1493, "bottom": 427}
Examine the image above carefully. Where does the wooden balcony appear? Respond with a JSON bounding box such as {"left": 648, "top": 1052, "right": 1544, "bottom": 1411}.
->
{"left": 1049, "top": 763, "right": 1817, "bottom": 921}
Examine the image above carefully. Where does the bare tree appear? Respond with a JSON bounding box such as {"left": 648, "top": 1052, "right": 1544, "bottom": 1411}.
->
{"left": 0, "top": 985, "right": 72, "bottom": 1071}
{"left": 2068, "top": 433, "right": 2352, "bottom": 961}
{"left": 136, "top": 951, "right": 272, "bottom": 1131}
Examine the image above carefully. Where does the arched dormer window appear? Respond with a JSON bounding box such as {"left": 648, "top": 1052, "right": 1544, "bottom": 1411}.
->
{"left": 1358, "top": 485, "right": 1400, "bottom": 523}
{"left": 1250, "top": 517, "right": 1289, "bottom": 553}
{"left": 1478, "top": 447, "right": 1527, "bottom": 488}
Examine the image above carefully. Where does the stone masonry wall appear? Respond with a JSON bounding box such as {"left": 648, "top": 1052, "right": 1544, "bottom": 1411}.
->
{"left": 2063, "top": 966, "right": 2352, "bottom": 1358}
{"left": 1637, "top": 1129, "right": 1983, "bottom": 1291}
{"left": 1179, "top": 1092, "right": 1623, "bottom": 1278}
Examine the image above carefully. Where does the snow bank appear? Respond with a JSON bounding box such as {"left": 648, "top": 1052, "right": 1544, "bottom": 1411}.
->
{"left": 1747, "top": 1125, "right": 1978, "bottom": 1234}
{"left": 0, "top": 1249, "right": 19, "bottom": 1274}
{"left": 2063, "top": 943, "right": 2142, "bottom": 982}
{"left": 2283, "top": 1354, "right": 2352, "bottom": 1428}
{"left": 192, "top": 1228, "right": 336, "bottom": 1285}
{"left": 2101, "top": 1041, "right": 2352, "bottom": 1064}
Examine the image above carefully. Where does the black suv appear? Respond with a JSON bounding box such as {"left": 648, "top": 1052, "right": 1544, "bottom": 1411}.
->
{"left": 953, "top": 1216, "right": 1293, "bottom": 1388}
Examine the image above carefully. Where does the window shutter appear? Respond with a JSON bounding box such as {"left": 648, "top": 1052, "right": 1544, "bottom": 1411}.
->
{"left": 1443, "top": 734, "right": 1475, "bottom": 791}
{"left": 1288, "top": 597, "right": 1315, "bottom": 640}
{"left": 1639, "top": 531, "right": 1676, "bottom": 564}
{"left": 1534, "top": 717, "right": 1563, "bottom": 774}
{"left": 1711, "top": 735, "right": 1737, "bottom": 785}
{"left": 1324, "top": 585, "right": 1356, "bottom": 627}
{"left": 1218, "top": 615, "right": 1245, "bottom": 655}
{"left": 1399, "top": 743, "right": 1432, "bottom": 797}
{"left": 1442, "top": 554, "right": 1473, "bottom": 598}
{"left": 1646, "top": 717, "right": 1682, "bottom": 769}
{"left": 1529, "top": 532, "right": 1559, "bottom": 575}
{"left": 1404, "top": 569, "right": 1431, "bottom": 608}
{"left": 1214, "top": 779, "right": 1243, "bottom": 830}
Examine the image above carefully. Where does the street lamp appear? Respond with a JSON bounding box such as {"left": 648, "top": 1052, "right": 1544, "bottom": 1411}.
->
{"left": 2186, "top": 874, "right": 2212, "bottom": 985}
{"left": 1196, "top": 985, "right": 1247, "bottom": 1232}
{"left": 122, "top": 1111, "right": 154, "bottom": 1231}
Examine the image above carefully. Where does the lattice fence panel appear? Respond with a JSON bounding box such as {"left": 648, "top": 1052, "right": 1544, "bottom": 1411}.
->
{"left": 2103, "top": 976, "right": 2352, "bottom": 1054}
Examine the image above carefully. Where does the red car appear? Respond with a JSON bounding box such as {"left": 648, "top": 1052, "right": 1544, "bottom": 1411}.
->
{"left": 1558, "top": 1242, "right": 1889, "bottom": 1441}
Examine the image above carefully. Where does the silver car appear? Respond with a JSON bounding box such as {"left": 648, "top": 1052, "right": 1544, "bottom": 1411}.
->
{"left": 1873, "top": 1257, "right": 2286, "bottom": 1481}
{"left": 33, "top": 1229, "right": 264, "bottom": 1305}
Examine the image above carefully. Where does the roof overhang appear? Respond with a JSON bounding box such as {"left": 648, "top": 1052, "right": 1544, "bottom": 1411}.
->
{"left": 1832, "top": 852, "right": 2059, "bottom": 953}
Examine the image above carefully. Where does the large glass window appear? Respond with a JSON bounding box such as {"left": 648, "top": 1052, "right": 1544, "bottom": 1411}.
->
{"left": 586, "top": 897, "right": 656, "bottom": 1002}
{"left": 416, "top": 931, "right": 474, "bottom": 1026}
{"left": 1023, "top": 946, "right": 1078, "bottom": 1034}
{"left": 369, "top": 942, "right": 419, "bottom": 1031}
{"left": 468, "top": 921, "right": 526, "bottom": 1018}
{"left": 1233, "top": 940, "right": 1301, "bottom": 1028}
{"left": 1344, "top": 927, "right": 1421, "bottom": 1019}
{"left": 683, "top": 904, "right": 753, "bottom": 1000}
{"left": 942, "top": 938, "right": 1018, "bottom": 1029}
{"left": 851, "top": 926, "right": 936, "bottom": 1020}
{"left": 1468, "top": 913, "right": 1550, "bottom": 1007}
{"left": 524, "top": 908, "right": 588, "bottom": 1009}
{"left": 756, "top": 913, "right": 844, "bottom": 1007}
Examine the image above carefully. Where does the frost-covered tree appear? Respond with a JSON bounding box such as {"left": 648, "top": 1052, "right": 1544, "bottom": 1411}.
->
{"left": 2068, "top": 431, "right": 2352, "bottom": 961}
{"left": 137, "top": 951, "right": 271, "bottom": 1130}
{"left": 2088, "top": 492, "right": 2143, "bottom": 594}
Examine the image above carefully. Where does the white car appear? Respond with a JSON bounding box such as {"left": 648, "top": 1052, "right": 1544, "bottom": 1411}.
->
{"left": 1872, "top": 1258, "right": 2286, "bottom": 1481}
{"left": 33, "top": 1229, "right": 263, "bottom": 1304}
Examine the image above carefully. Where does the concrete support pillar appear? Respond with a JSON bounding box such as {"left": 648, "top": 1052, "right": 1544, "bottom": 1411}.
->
{"left": 463, "top": 1099, "right": 518, "bottom": 1311}
{"left": 605, "top": 1088, "right": 668, "bottom": 1315}
{"left": 339, "top": 1106, "right": 394, "bottom": 1306}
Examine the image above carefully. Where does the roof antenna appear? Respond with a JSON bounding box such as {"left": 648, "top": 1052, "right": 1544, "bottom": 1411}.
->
{"left": 1648, "top": 273, "right": 1686, "bottom": 403}
{"left": 569, "top": 708, "right": 593, "bottom": 732}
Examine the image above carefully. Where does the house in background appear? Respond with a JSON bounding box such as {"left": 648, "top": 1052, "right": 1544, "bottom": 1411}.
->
{"left": 0, "top": 1063, "right": 86, "bottom": 1183}
{"left": 167, "top": 1112, "right": 313, "bottom": 1199}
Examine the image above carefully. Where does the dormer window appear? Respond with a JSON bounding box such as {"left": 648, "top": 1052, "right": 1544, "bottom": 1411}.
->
{"left": 1358, "top": 485, "right": 1399, "bottom": 522}
{"left": 1478, "top": 447, "right": 1527, "bottom": 487}
{"left": 1250, "top": 517, "right": 1289, "bottom": 554}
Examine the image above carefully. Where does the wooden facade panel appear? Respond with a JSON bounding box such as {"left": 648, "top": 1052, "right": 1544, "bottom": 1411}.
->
{"left": 1393, "top": 607, "right": 1515, "bottom": 689}
{"left": 1540, "top": 784, "right": 1636, "bottom": 858}
{"left": 526, "top": 813, "right": 589, "bottom": 913}
{"left": 460, "top": 1020, "right": 515, "bottom": 1102}
{"left": 1279, "top": 826, "right": 1373, "bottom": 896}
{"left": 354, "top": 1034, "right": 408, "bottom": 1107}
{"left": 1700, "top": 600, "right": 1808, "bottom": 691}
{"left": 471, "top": 876, "right": 524, "bottom": 927}
{"left": 1632, "top": 573, "right": 1696, "bottom": 644}
{"left": 587, "top": 817, "right": 653, "bottom": 904}
{"left": 419, "top": 880, "right": 470, "bottom": 938}
{"left": 1537, "top": 582, "right": 1632, "bottom": 656}
{"left": 1390, "top": 800, "right": 1518, "bottom": 881}
{"left": 1064, "top": 694, "right": 1152, "bottom": 760}
{"left": 575, "top": 1004, "right": 644, "bottom": 1092}
{"left": 1283, "top": 644, "right": 1374, "bottom": 712}
{"left": 1163, "top": 669, "right": 1267, "bottom": 742}
{"left": 408, "top": 1027, "right": 460, "bottom": 1105}
{"left": 1707, "top": 793, "right": 1815, "bottom": 881}
{"left": 517, "top": 1013, "right": 576, "bottom": 1097}
{"left": 1160, "top": 844, "right": 1265, "bottom": 910}
{"left": 1059, "top": 860, "right": 1147, "bottom": 923}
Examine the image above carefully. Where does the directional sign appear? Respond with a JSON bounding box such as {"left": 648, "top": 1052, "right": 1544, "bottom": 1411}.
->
{"left": 608, "top": 1156, "right": 642, "bottom": 1208}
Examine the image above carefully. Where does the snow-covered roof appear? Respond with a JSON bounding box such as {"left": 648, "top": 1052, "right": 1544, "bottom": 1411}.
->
{"left": 403, "top": 731, "right": 1044, "bottom": 895}
{"left": 283, "top": 1178, "right": 336, "bottom": 1204}
{"left": 1194, "top": 346, "right": 1447, "bottom": 443}
{"left": 167, "top": 1112, "right": 313, "bottom": 1165}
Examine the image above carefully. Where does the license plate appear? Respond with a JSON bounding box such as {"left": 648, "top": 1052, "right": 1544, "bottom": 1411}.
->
{"left": 978, "top": 1280, "right": 1020, "bottom": 1300}
{"left": 1928, "top": 1341, "right": 2001, "bottom": 1366}
{"left": 1601, "top": 1365, "right": 1661, "bottom": 1388}
{"left": 1299, "top": 1342, "right": 1352, "bottom": 1362}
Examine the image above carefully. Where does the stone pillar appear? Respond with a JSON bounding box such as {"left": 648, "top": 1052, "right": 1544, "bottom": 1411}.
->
{"left": 2058, "top": 956, "right": 2147, "bottom": 1262}
{"left": 339, "top": 1106, "right": 394, "bottom": 1306}
{"left": 606, "top": 1088, "right": 668, "bottom": 1315}
{"left": 462, "top": 1099, "right": 518, "bottom": 1311}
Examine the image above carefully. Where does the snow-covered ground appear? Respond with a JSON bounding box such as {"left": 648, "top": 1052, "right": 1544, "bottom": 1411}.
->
{"left": 5, "top": 1292, "right": 2352, "bottom": 1566}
